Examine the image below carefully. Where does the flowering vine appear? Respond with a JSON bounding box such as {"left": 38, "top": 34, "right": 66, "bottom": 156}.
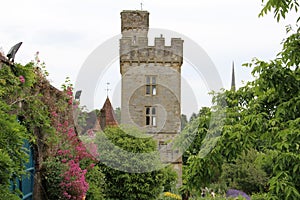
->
{"left": 43, "top": 75, "right": 99, "bottom": 199}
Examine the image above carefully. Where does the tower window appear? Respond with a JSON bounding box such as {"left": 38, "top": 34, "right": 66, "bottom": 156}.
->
{"left": 133, "top": 36, "right": 137, "bottom": 45}
{"left": 145, "top": 106, "right": 156, "bottom": 126}
{"left": 146, "top": 76, "right": 157, "bottom": 95}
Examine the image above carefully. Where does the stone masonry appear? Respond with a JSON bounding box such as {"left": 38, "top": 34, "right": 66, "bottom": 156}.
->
{"left": 119, "top": 10, "right": 183, "bottom": 185}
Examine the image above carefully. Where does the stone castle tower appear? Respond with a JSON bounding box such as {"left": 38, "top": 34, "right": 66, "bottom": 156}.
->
{"left": 119, "top": 10, "right": 183, "bottom": 184}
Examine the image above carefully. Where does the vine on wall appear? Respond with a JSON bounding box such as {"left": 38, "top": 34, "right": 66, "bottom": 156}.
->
{"left": 0, "top": 53, "right": 103, "bottom": 200}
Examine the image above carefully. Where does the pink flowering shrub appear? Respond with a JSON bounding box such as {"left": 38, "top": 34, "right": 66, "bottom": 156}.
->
{"left": 53, "top": 124, "right": 94, "bottom": 200}
{"left": 43, "top": 84, "right": 100, "bottom": 200}
{"left": 60, "top": 160, "right": 88, "bottom": 200}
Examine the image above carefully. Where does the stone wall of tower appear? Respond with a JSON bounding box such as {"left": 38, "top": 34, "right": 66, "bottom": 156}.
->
{"left": 120, "top": 10, "right": 183, "bottom": 185}
{"left": 120, "top": 37, "right": 183, "bottom": 73}
{"left": 121, "top": 64, "right": 181, "bottom": 132}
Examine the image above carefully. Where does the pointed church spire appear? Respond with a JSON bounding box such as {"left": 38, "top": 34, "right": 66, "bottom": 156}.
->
{"left": 231, "top": 61, "right": 236, "bottom": 91}
{"left": 99, "top": 97, "right": 118, "bottom": 130}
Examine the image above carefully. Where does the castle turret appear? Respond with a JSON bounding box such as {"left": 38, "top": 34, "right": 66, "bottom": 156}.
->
{"left": 120, "top": 10, "right": 183, "bottom": 185}
{"left": 120, "top": 10, "right": 183, "bottom": 75}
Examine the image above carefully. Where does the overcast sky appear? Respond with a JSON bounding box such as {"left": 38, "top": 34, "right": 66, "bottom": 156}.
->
{"left": 0, "top": 0, "right": 297, "bottom": 117}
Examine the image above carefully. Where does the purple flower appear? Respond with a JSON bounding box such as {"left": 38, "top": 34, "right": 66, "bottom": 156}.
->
{"left": 226, "top": 189, "right": 251, "bottom": 200}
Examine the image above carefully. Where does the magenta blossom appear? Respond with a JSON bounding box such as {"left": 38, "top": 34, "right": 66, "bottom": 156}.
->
{"left": 19, "top": 75, "right": 25, "bottom": 83}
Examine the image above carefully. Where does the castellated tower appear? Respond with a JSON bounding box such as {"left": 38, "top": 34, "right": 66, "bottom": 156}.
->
{"left": 120, "top": 10, "right": 183, "bottom": 185}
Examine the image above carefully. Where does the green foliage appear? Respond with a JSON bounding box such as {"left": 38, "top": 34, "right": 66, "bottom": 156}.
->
{"left": 1, "top": 59, "right": 103, "bottom": 199}
{"left": 259, "top": 0, "right": 299, "bottom": 22}
{"left": 181, "top": 1, "right": 300, "bottom": 198}
{"left": 220, "top": 149, "right": 269, "bottom": 194}
{"left": 181, "top": 114, "right": 188, "bottom": 131}
{"left": 189, "top": 112, "right": 198, "bottom": 122}
{"left": 42, "top": 156, "right": 66, "bottom": 200}
{"left": 0, "top": 54, "right": 106, "bottom": 199}
{"left": 268, "top": 171, "right": 300, "bottom": 200}
{"left": 161, "top": 165, "right": 178, "bottom": 192}
{"left": 243, "top": 49, "right": 300, "bottom": 198}
{"left": 0, "top": 184, "right": 21, "bottom": 200}
{"left": 183, "top": 52, "right": 299, "bottom": 197}
{"left": 96, "top": 126, "right": 178, "bottom": 200}
{"left": 0, "top": 63, "right": 37, "bottom": 198}
{"left": 42, "top": 82, "right": 100, "bottom": 199}
{"left": 251, "top": 193, "right": 273, "bottom": 200}
{"left": 176, "top": 105, "right": 224, "bottom": 190}
{"left": 85, "top": 165, "right": 106, "bottom": 200}
{"left": 0, "top": 103, "right": 28, "bottom": 176}
{"left": 281, "top": 32, "right": 300, "bottom": 68}
{"left": 175, "top": 107, "right": 212, "bottom": 164}
{"left": 114, "top": 107, "right": 121, "bottom": 124}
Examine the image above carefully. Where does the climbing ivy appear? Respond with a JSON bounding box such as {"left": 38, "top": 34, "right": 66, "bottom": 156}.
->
{"left": 0, "top": 62, "right": 37, "bottom": 199}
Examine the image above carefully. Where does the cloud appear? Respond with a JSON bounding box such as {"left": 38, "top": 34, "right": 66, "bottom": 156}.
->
{"left": 1, "top": 0, "right": 298, "bottom": 113}
{"left": 32, "top": 29, "right": 86, "bottom": 46}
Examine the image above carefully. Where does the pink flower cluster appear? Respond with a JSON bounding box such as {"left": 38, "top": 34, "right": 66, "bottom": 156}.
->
{"left": 51, "top": 111, "right": 58, "bottom": 117}
{"left": 66, "top": 86, "right": 73, "bottom": 105}
{"left": 19, "top": 75, "right": 25, "bottom": 83}
{"left": 50, "top": 109, "right": 98, "bottom": 199}
{"left": 60, "top": 160, "right": 89, "bottom": 200}
{"left": 47, "top": 85, "right": 101, "bottom": 199}
{"left": 53, "top": 125, "right": 94, "bottom": 199}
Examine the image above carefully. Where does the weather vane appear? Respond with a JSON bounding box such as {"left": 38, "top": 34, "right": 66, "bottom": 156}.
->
{"left": 105, "top": 82, "right": 111, "bottom": 96}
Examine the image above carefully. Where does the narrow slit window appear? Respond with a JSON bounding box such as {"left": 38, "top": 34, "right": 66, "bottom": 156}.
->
{"left": 152, "top": 77, "right": 156, "bottom": 84}
{"left": 146, "top": 85, "right": 150, "bottom": 95}
{"left": 146, "top": 116, "right": 150, "bottom": 125}
{"left": 146, "top": 107, "right": 150, "bottom": 115}
{"left": 133, "top": 36, "right": 137, "bottom": 45}
{"left": 152, "top": 107, "right": 156, "bottom": 115}
{"left": 152, "top": 116, "right": 156, "bottom": 126}
{"left": 152, "top": 85, "right": 156, "bottom": 95}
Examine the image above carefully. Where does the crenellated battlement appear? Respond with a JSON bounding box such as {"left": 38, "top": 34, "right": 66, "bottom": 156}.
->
{"left": 120, "top": 10, "right": 183, "bottom": 70}
{"left": 120, "top": 37, "right": 183, "bottom": 66}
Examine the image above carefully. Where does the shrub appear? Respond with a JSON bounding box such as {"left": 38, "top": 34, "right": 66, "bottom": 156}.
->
{"left": 96, "top": 126, "right": 178, "bottom": 200}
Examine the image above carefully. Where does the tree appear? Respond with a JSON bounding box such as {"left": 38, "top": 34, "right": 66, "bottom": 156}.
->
{"left": 189, "top": 112, "right": 198, "bottom": 122}
{"left": 95, "top": 126, "right": 177, "bottom": 200}
{"left": 176, "top": 107, "right": 211, "bottom": 164}
{"left": 114, "top": 107, "right": 121, "bottom": 124}
{"left": 259, "top": 0, "right": 300, "bottom": 22}
{"left": 181, "top": 114, "right": 188, "bottom": 131}
{"left": 181, "top": 1, "right": 300, "bottom": 198}
{"left": 220, "top": 149, "right": 269, "bottom": 194}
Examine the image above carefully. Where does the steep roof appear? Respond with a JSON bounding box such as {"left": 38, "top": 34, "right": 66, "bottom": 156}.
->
{"left": 99, "top": 97, "right": 118, "bottom": 130}
{"left": 231, "top": 61, "right": 236, "bottom": 91}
